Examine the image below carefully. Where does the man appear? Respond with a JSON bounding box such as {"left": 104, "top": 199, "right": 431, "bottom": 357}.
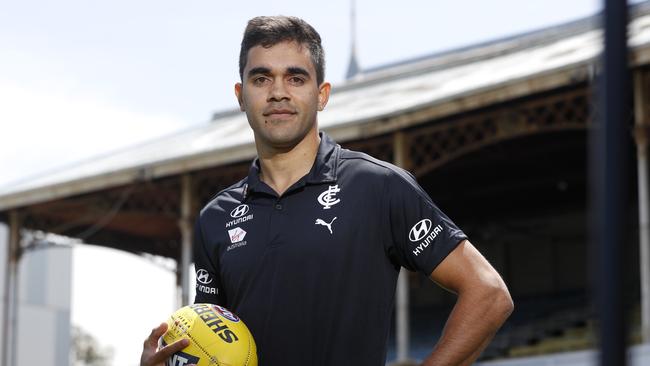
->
{"left": 141, "top": 15, "right": 513, "bottom": 366}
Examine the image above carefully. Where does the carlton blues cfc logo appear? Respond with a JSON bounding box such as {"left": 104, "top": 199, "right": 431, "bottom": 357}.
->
{"left": 318, "top": 185, "right": 341, "bottom": 209}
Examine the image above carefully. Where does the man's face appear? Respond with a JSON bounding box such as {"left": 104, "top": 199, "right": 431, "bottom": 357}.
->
{"left": 235, "top": 41, "right": 330, "bottom": 150}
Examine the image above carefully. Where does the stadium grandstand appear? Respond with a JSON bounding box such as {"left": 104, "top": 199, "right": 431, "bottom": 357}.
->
{"left": 3, "top": 1, "right": 650, "bottom": 365}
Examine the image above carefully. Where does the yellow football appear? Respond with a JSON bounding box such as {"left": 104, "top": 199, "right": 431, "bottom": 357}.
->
{"left": 160, "top": 303, "right": 257, "bottom": 366}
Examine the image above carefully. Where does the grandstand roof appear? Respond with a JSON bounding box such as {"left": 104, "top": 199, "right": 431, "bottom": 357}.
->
{"left": 2, "top": 2, "right": 650, "bottom": 211}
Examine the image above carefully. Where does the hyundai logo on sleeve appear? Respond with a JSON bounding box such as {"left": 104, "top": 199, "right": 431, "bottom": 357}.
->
{"left": 196, "top": 269, "right": 213, "bottom": 285}
{"left": 410, "top": 219, "right": 445, "bottom": 257}
{"left": 409, "top": 219, "right": 432, "bottom": 242}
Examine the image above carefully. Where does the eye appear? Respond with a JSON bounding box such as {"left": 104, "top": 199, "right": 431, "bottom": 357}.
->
{"left": 252, "top": 76, "right": 269, "bottom": 86}
{"left": 288, "top": 76, "right": 305, "bottom": 85}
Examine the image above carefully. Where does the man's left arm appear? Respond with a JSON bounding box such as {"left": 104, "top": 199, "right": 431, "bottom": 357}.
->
{"left": 423, "top": 239, "right": 514, "bottom": 366}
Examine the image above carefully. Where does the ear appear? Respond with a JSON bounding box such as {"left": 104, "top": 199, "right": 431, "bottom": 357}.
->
{"left": 317, "top": 82, "right": 331, "bottom": 111}
{"left": 234, "top": 83, "right": 245, "bottom": 111}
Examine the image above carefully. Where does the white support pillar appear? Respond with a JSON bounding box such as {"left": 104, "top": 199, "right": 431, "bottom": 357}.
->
{"left": 634, "top": 70, "right": 650, "bottom": 343}
{"left": 393, "top": 132, "right": 411, "bottom": 362}
{"left": 178, "top": 174, "right": 193, "bottom": 308}
{"left": 2, "top": 211, "right": 20, "bottom": 366}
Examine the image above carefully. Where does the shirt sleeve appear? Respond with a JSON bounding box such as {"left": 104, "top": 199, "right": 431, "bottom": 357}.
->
{"left": 383, "top": 167, "right": 467, "bottom": 276}
{"left": 193, "top": 218, "right": 226, "bottom": 305}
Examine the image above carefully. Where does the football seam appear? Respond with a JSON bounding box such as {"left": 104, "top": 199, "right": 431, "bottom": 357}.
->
{"left": 183, "top": 328, "right": 222, "bottom": 366}
{"left": 171, "top": 313, "right": 221, "bottom": 366}
{"left": 245, "top": 336, "right": 252, "bottom": 366}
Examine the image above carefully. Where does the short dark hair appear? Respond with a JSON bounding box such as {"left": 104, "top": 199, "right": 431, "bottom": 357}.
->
{"left": 239, "top": 16, "right": 325, "bottom": 85}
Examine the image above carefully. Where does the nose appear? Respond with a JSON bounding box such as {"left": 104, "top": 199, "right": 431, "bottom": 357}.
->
{"left": 268, "top": 79, "right": 289, "bottom": 102}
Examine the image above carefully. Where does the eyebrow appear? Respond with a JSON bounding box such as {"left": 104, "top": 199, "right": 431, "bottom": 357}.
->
{"left": 246, "top": 66, "right": 311, "bottom": 79}
{"left": 247, "top": 67, "right": 271, "bottom": 78}
{"left": 286, "top": 67, "right": 310, "bottom": 78}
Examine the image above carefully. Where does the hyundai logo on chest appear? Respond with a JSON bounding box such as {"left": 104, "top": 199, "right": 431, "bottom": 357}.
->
{"left": 230, "top": 204, "right": 250, "bottom": 218}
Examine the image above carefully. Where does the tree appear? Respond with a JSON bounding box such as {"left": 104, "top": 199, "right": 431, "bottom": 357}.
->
{"left": 71, "top": 325, "right": 114, "bottom": 366}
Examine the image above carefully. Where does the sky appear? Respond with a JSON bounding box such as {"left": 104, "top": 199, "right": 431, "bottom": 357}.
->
{"left": 0, "top": 0, "right": 618, "bottom": 364}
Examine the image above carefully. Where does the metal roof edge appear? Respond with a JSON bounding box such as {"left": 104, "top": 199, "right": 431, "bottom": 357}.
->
{"left": 0, "top": 142, "right": 258, "bottom": 211}
{"left": 210, "top": 108, "right": 242, "bottom": 122}
{"left": 334, "top": 0, "right": 650, "bottom": 93}
{"left": 0, "top": 120, "right": 224, "bottom": 191}
{"left": 327, "top": 60, "right": 596, "bottom": 141}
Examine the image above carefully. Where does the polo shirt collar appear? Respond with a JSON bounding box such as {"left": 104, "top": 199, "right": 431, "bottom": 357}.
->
{"left": 246, "top": 132, "right": 339, "bottom": 195}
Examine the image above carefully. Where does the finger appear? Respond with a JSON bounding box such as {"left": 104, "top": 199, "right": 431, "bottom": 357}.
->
{"left": 144, "top": 323, "right": 168, "bottom": 349}
{"left": 149, "top": 338, "right": 190, "bottom": 364}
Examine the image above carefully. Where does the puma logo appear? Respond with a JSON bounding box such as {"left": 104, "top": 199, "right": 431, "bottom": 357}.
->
{"left": 315, "top": 217, "right": 337, "bottom": 234}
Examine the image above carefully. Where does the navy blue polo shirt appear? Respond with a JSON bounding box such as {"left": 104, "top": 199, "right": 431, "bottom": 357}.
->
{"left": 193, "top": 132, "right": 467, "bottom": 366}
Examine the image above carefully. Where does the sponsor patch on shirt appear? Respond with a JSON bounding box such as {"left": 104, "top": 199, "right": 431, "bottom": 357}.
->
{"left": 409, "top": 219, "right": 444, "bottom": 256}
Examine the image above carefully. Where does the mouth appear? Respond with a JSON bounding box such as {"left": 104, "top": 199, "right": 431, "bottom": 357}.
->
{"left": 263, "top": 108, "right": 296, "bottom": 117}
{"left": 263, "top": 109, "right": 296, "bottom": 121}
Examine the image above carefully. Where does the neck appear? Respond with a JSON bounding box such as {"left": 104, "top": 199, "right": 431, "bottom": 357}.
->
{"left": 256, "top": 130, "right": 321, "bottom": 196}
